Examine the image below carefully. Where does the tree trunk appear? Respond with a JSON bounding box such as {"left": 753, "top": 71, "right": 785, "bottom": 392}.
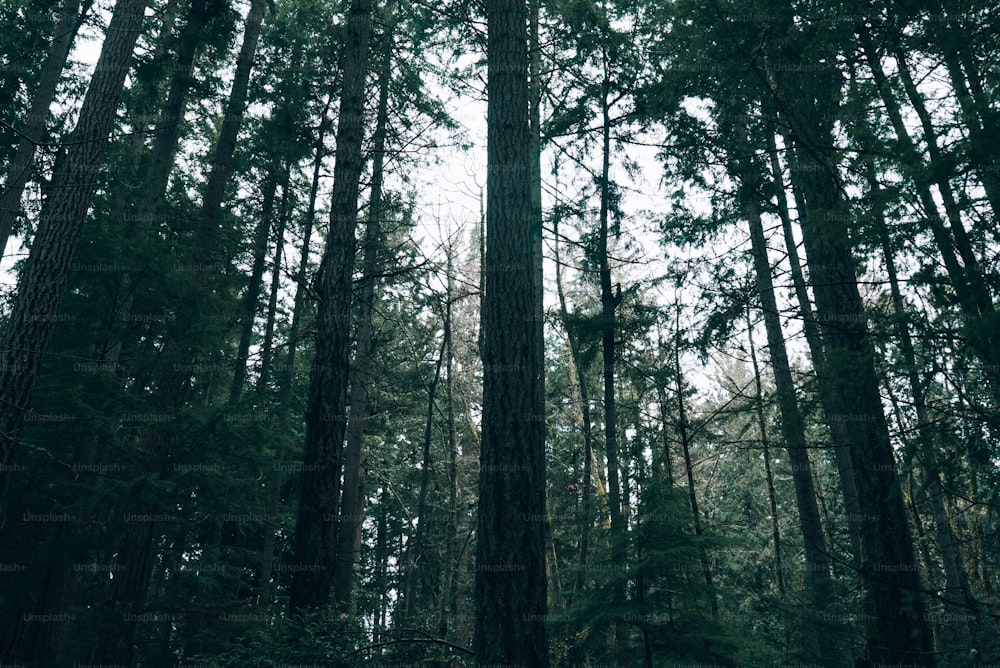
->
{"left": 0, "top": 0, "right": 90, "bottom": 253}
{"left": 738, "top": 163, "right": 831, "bottom": 600}
{"left": 594, "top": 54, "right": 628, "bottom": 656}
{"left": 768, "top": 29, "right": 936, "bottom": 655}
{"left": 860, "top": 29, "right": 999, "bottom": 404}
{"left": 332, "top": 20, "right": 393, "bottom": 607}
{"left": 0, "top": 0, "right": 148, "bottom": 499}
{"left": 553, "top": 214, "right": 597, "bottom": 587}
{"left": 475, "top": 0, "right": 548, "bottom": 663}
{"left": 289, "top": 0, "right": 373, "bottom": 612}
{"left": 402, "top": 338, "right": 445, "bottom": 621}
{"left": 229, "top": 165, "right": 280, "bottom": 403}
{"left": 767, "top": 125, "right": 862, "bottom": 569}
{"left": 192, "top": 0, "right": 267, "bottom": 263}
{"left": 673, "top": 319, "right": 717, "bottom": 616}
{"left": 860, "top": 149, "right": 977, "bottom": 650}
{"left": 256, "top": 171, "right": 291, "bottom": 395}
{"left": 745, "top": 306, "right": 785, "bottom": 597}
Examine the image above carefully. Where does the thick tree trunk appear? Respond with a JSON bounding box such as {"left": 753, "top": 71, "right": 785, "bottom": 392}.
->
{"left": 476, "top": 0, "right": 548, "bottom": 663}
{"left": 767, "top": 126, "right": 862, "bottom": 569}
{"left": 289, "top": 0, "right": 373, "bottom": 612}
{"left": 0, "top": 0, "right": 148, "bottom": 499}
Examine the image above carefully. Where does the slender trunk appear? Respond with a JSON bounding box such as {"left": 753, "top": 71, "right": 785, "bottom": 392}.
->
{"left": 746, "top": 306, "right": 785, "bottom": 596}
{"left": 0, "top": 0, "right": 90, "bottom": 252}
{"left": 738, "top": 163, "right": 831, "bottom": 600}
{"left": 289, "top": 0, "right": 374, "bottom": 612}
{"left": 595, "top": 58, "right": 628, "bottom": 656}
{"left": 934, "top": 13, "right": 1000, "bottom": 221}
{"left": 403, "top": 340, "right": 445, "bottom": 621}
{"left": 553, "top": 215, "right": 597, "bottom": 585}
{"left": 674, "top": 314, "right": 716, "bottom": 615}
{"left": 192, "top": 0, "right": 268, "bottom": 262}
{"left": 230, "top": 166, "right": 281, "bottom": 403}
{"left": 887, "top": 45, "right": 1000, "bottom": 404}
{"left": 861, "top": 29, "right": 998, "bottom": 398}
{"left": 332, "top": 22, "right": 393, "bottom": 607}
{"left": 129, "top": 0, "right": 215, "bottom": 227}
{"left": 277, "top": 98, "right": 331, "bottom": 414}
{"left": 862, "top": 154, "right": 976, "bottom": 648}
{"left": 257, "top": 173, "right": 291, "bottom": 395}
{"left": 0, "top": 0, "right": 148, "bottom": 498}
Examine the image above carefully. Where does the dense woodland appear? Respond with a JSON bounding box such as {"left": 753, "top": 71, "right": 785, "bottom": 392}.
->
{"left": 0, "top": 0, "right": 998, "bottom": 665}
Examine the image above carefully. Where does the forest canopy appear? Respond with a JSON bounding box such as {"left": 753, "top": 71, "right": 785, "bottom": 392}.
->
{"left": 0, "top": 0, "right": 997, "bottom": 666}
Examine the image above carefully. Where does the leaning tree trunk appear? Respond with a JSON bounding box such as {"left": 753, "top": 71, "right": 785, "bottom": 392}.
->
{"left": 289, "top": 0, "right": 375, "bottom": 611}
{"left": 745, "top": 306, "right": 785, "bottom": 597}
{"left": 229, "top": 164, "right": 281, "bottom": 403}
{"left": 858, "top": 146, "right": 977, "bottom": 650}
{"left": 475, "top": 0, "right": 549, "bottom": 663}
{"left": 765, "top": 19, "right": 936, "bottom": 654}
{"left": 0, "top": 0, "right": 90, "bottom": 253}
{"left": 736, "top": 161, "right": 832, "bottom": 602}
{"left": 765, "top": 124, "right": 862, "bottom": 570}
{"left": 191, "top": 0, "right": 267, "bottom": 263}
{"left": 0, "top": 0, "right": 148, "bottom": 499}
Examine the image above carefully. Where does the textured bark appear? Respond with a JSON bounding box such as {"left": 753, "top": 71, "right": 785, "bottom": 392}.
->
{"left": 475, "top": 0, "right": 548, "bottom": 663}
{"left": 332, "top": 27, "right": 392, "bottom": 606}
{"left": 0, "top": 0, "right": 90, "bottom": 253}
{"left": 0, "top": 0, "right": 148, "bottom": 498}
{"left": 289, "top": 0, "right": 374, "bottom": 612}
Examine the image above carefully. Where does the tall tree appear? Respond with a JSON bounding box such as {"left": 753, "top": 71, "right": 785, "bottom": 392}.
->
{"left": 289, "top": 0, "right": 375, "bottom": 612}
{"left": 0, "top": 0, "right": 148, "bottom": 499}
{"left": 757, "top": 1, "right": 936, "bottom": 659}
{"left": 475, "top": 0, "right": 549, "bottom": 663}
